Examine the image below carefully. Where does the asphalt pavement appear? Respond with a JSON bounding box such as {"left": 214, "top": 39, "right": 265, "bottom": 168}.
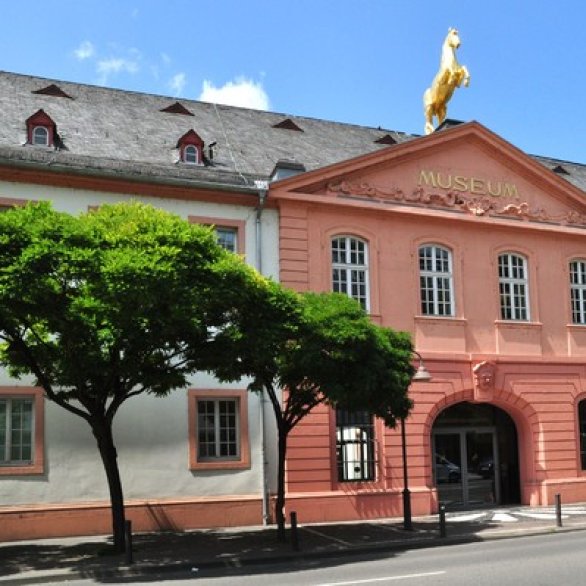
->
{"left": 3, "top": 504, "right": 586, "bottom": 584}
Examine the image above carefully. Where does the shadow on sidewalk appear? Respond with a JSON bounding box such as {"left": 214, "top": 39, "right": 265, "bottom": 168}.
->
{"left": 0, "top": 519, "right": 503, "bottom": 583}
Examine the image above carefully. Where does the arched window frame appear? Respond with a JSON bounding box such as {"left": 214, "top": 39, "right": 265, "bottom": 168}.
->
{"left": 579, "top": 398, "right": 586, "bottom": 470}
{"left": 32, "top": 126, "right": 49, "bottom": 146}
{"left": 569, "top": 259, "right": 586, "bottom": 325}
{"left": 26, "top": 109, "right": 55, "bottom": 147}
{"left": 498, "top": 252, "right": 530, "bottom": 321}
{"left": 183, "top": 144, "right": 199, "bottom": 165}
{"left": 418, "top": 243, "right": 455, "bottom": 317}
{"left": 331, "top": 235, "right": 370, "bottom": 312}
{"left": 177, "top": 129, "right": 204, "bottom": 165}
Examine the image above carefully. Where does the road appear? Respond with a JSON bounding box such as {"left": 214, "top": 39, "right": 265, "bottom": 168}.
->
{"left": 50, "top": 530, "right": 586, "bottom": 585}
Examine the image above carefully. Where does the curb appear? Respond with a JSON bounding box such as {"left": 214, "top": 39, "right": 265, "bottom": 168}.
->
{"left": 4, "top": 523, "right": 586, "bottom": 585}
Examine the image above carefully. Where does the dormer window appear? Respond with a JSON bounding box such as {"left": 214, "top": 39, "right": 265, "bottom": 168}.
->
{"left": 177, "top": 129, "right": 204, "bottom": 165}
{"left": 184, "top": 144, "right": 199, "bottom": 164}
{"left": 32, "top": 126, "right": 49, "bottom": 146}
{"left": 26, "top": 109, "right": 56, "bottom": 147}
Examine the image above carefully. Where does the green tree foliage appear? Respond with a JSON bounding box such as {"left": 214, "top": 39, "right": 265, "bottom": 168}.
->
{"left": 242, "top": 291, "right": 415, "bottom": 538}
{"left": 0, "top": 201, "right": 293, "bottom": 552}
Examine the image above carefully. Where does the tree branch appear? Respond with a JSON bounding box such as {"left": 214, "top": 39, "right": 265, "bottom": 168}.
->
{"left": 5, "top": 334, "right": 91, "bottom": 421}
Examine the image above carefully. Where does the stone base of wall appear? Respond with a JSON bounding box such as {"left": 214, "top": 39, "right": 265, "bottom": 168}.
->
{"left": 282, "top": 488, "right": 435, "bottom": 524}
{"left": 0, "top": 495, "right": 263, "bottom": 542}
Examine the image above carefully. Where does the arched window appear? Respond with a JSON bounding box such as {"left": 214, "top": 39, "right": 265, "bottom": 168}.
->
{"left": 419, "top": 244, "right": 454, "bottom": 316}
{"left": 32, "top": 126, "right": 49, "bottom": 146}
{"left": 26, "top": 109, "right": 55, "bottom": 147}
{"left": 177, "top": 129, "right": 203, "bottom": 165}
{"left": 183, "top": 144, "right": 199, "bottom": 164}
{"left": 570, "top": 260, "right": 586, "bottom": 324}
{"left": 331, "top": 236, "right": 369, "bottom": 311}
{"left": 579, "top": 399, "right": 586, "bottom": 470}
{"left": 498, "top": 253, "right": 529, "bottom": 320}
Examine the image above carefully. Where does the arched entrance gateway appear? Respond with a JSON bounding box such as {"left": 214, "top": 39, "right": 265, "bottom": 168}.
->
{"left": 431, "top": 402, "right": 521, "bottom": 509}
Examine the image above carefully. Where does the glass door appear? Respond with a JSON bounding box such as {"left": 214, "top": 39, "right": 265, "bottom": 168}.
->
{"left": 433, "top": 432, "right": 464, "bottom": 508}
{"left": 433, "top": 428, "right": 498, "bottom": 509}
{"left": 466, "top": 430, "right": 498, "bottom": 506}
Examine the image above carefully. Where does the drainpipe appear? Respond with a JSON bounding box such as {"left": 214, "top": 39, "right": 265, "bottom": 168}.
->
{"left": 254, "top": 180, "right": 268, "bottom": 275}
{"left": 254, "top": 180, "right": 270, "bottom": 525}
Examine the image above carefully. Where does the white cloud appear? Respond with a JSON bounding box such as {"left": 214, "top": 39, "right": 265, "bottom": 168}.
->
{"left": 96, "top": 55, "right": 140, "bottom": 84}
{"left": 169, "top": 73, "right": 187, "bottom": 96}
{"left": 161, "top": 52, "right": 172, "bottom": 66}
{"left": 199, "top": 77, "right": 270, "bottom": 110}
{"left": 74, "top": 41, "right": 95, "bottom": 61}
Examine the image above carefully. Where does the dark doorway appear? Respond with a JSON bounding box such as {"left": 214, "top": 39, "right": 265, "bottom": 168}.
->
{"left": 431, "top": 402, "right": 520, "bottom": 509}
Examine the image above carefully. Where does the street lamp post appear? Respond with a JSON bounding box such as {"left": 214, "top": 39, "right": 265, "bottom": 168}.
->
{"left": 401, "top": 351, "right": 431, "bottom": 531}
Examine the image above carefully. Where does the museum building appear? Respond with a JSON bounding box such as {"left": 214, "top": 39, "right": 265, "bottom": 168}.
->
{"left": 1, "top": 69, "right": 586, "bottom": 539}
{"left": 271, "top": 121, "right": 586, "bottom": 520}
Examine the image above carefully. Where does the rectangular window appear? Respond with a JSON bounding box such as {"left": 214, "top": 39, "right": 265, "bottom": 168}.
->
{"left": 498, "top": 253, "right": 529, "bottom": 321}
{"left": 188, "top": 216, "right": 245, "bottom": 256}
{"left": 0, "top": 388, "right": 44, "bottom": 475}
{"left": 188, "top": 389, "right": 250, "bottom": 470}
{"left": 570, "top": 260, "right": 586, "bottom": 325}
{"left": 0, "top": 397, "right": 33, "bottom": 464}
{"left": 197, "top": 398, "right": 239, "bottom": 460}
{"left": 419, "top": 245, "right": 454, "bottom": 317}
{"left": 336, "top": 409, "right": 375, "bottom": 482}
{"left": 331, "top": 236, "right": 369, "bottom": 311}
{"left": 215, "top": 227, "right": 237, "bottom": 253}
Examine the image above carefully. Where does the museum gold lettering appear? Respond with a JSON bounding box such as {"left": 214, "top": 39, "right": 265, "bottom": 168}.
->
{"left": 487, "top": 181, "right": 502, "bottom": 197}
{"left": 436, "top": 173, "right": 452, "bottom": 189}
{"left": 418, "top": 170, "right": 437, "bottom": 188}
{"left": 418, "top": 170, "right": 518, "bottom": 198}
{"left": 470, "top": 178, "right": 484, "bottom": 194}
{"left": 503, "top": 183, "right": 519, "bottom": 198}
{"left": 453, "top": 175, "right": 467, "bottom": 191}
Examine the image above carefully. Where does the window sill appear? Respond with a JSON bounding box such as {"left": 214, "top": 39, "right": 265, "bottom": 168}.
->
{"left": 190, "top": 459, "right": 250, "bottom": 472}
{"left": 494, "top": 320, "right": 543, "bottom": 329}
{"left": 0, "top": 463, "right": 44, "bottom": 476}
{"left": 414, "top": 315, "right": 467, "bottom": 324}
{"left": 334, "top": 480, "right": 385, "bottom": 491}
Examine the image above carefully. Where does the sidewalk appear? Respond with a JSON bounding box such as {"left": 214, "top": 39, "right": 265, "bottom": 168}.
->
{"left": 3, "top": 504, "right": 586, "bottom": 584}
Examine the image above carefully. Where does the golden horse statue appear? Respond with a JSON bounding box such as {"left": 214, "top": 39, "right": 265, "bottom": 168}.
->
{"left": 423, "top": 28, "right": 470, "bottom": 134}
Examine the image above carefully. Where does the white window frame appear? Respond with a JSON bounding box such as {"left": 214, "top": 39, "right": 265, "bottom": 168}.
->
{"left": 196, "top": 397, "right": 240, "bottom": 462}
{"left": 419, "top": 244, "right": 455, "bottom": 317}
{"left": 32, "top": 126, "right": 49, "bottom": 146}
{"left": 331, "top": 236, "right": 370, "bottom": 311}
{"left": 335, "top": 409, "right": 376, "bottom": 482}
{"left": 215, "top": 226, "right": 237, "bottom": 253}
{"left": 570, "top": 260, "right": 586, "bottom": 325}
{"left": 183, "top": 144, "right": 199, "bottom": 164}
{"left": 498, "top": 252, "right": 530, "bottom": 321}
{"left": 0, "top": 396, "right": 34, "bottom": 466}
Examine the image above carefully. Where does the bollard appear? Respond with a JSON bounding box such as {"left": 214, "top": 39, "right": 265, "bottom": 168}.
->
{"left": 124, "top": 520, "right": 133, "bottom": 564}
{"left": 290, "top": 511, "right": 300, "bottom": 551}
{"left": 439, "top": 503, "right": 447, "bottom": 539}
{"left": 555, "top": 493, "right": 562, "bottom": 528}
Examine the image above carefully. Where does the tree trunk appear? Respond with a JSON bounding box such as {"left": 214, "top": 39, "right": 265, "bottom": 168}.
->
{"left": 92, "top": 418, "right": 126, "bottom": 553}
{"left": 275, "top": 423, "right": 288, "bottom": 542}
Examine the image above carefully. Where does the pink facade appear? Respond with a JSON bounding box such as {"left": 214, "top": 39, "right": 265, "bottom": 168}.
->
{"left": 272, "top": 122, "right": 586, "bottom": 521}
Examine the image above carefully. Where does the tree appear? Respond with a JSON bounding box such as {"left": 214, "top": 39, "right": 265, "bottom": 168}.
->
{"left": 0, "top": 201, "right": 292, "bottom": 552}
{"left": 218, "top": 291, "right": 415, "bottom": 539}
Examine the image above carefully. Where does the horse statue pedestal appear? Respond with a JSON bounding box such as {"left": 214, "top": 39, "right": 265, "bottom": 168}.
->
{"left": 423, "top": 28, "right": 470, "bottom": 135}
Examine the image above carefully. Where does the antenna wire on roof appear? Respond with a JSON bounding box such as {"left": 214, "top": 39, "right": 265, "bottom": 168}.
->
{"left": 212, "top": 102, "right": 250, "bottom": 186}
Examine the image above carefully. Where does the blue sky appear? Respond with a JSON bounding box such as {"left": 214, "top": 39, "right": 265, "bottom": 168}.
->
{"left": 2, "top": 1, "right": 585, "bottom": 162}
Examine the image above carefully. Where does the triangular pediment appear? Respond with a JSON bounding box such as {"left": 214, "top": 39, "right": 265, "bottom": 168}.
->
{"left": 272, "top": 121, "right": 586, "bottom": 229}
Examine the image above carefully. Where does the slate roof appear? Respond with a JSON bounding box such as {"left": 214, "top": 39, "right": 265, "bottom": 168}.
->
{"left": 0, "top": 70, "right": 584, "bottom": 194}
